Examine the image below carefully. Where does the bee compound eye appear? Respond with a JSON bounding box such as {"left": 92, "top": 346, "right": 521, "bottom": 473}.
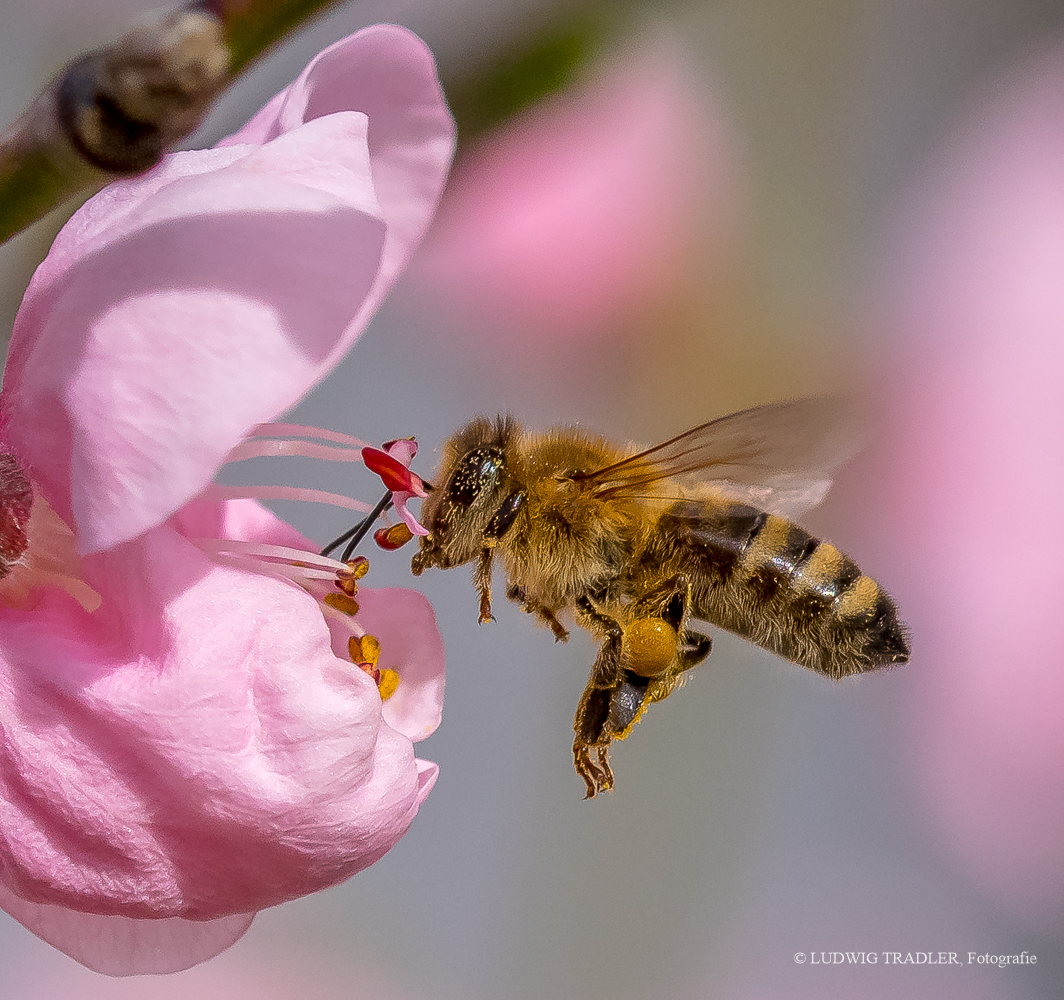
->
{"left": 624, "top": 617, "right": 679, "bottom": 677}
{"left": 448, "top": 448, "right": 505, "bottom": 505}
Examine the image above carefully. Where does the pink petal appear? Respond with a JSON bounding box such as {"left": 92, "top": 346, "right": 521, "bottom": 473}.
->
{"left": 226, "top": 24, "right": 456, "bottom": 292}
{"left": 415, "top": 757, "right": 438, "bottom": 802}
{"left": 382, "top": 436, "right": 418, "bottom": 465}
{"left": 0, "top": 499, "right": 441, "bottom": 926}
{"left": 356, "top": 587, "right": 445, "bottom": 741}
{"left": 176, "top": 493, "right": 443, "bottom": 734}
{"left": 391, "top": 491, "right": 430, "bottom": 536}
{"left": 7, "top": 115, "right": 383, "bottom": 554}
{"left": 1, "top": 25, "right": 454, "bottom": 555}
{"left": 175, "top": 495, "right": 444, "bottom": 741}
{"left": 0, "top": 883, "right": 254, "bottom": 976}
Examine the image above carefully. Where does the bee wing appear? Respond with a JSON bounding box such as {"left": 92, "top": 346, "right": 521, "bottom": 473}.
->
{"left": 579, "top": 397, "right": 861, "bottom": 520}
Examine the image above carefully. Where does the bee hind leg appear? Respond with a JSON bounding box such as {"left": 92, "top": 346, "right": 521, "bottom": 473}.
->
{"left": 572, "top": 596, "right": 625, "bottom": 798}
{"left": 678, "top": 630, "right": 713, "bottom": 669}
{"left": 571, "top": 586, "right": 715, "bottom": 797}
{"left": 573, "top": 739, "right": 614, "bottom": 799}
{"left": 647, "top": 628, "right": 713, "bottom": 704}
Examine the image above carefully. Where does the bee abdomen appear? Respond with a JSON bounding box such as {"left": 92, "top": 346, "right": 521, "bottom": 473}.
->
{"left": 648, "top": 501, "right": 910, "bottom": 680}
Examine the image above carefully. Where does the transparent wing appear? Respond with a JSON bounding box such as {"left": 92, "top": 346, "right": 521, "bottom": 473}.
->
{"left": 576, "top": 397, "right": 861, "bottom": 520}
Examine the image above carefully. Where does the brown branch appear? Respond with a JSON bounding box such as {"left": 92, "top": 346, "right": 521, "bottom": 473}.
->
{"left": 0, "top": 0, "right": 345, "bottom": 245}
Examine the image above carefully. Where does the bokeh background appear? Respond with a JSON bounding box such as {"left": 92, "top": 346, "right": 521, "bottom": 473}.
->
{"left": 2, "top": 1, "right": 1063, "bottom": 997}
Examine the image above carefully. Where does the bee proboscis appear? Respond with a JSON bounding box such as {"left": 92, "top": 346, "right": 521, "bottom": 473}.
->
{"left": 410, "top": 399, "right": 910, "bottom": 797}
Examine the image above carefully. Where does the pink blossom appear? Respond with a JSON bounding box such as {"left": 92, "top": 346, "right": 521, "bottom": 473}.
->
{"left": 412, "top": 39, "right": 739, "bottom": 345}
{"left": 872, "top": 39, "right": 1064, "bottom": 933}
{"left": 0, "top": 25, "right": 453, "bottom": 975}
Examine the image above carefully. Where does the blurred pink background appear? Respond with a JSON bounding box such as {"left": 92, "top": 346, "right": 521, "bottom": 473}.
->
{"left": 873, "top": 36, "right": 1064, "bottom": 936}
{"left": 412, "top": 35, "right": 739, "bottom": 348}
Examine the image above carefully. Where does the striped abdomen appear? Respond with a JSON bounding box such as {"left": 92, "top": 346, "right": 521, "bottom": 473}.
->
{"left": 641, "top": 500, "right": 909, "bottom": 679}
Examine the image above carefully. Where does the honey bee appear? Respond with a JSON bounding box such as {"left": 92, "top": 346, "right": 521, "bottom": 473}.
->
{"left": 410, "top": 399, "right": 909, "bottom": 797}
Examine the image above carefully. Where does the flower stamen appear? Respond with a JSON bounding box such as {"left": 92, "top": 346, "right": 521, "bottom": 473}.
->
{"left": 321, "top": 491, "right": 393, "bottom": 561}
{"left": 334, "top": 555, "right": 369, "bottom": 595}
{"left": 344, "top": 633, "right": 398, "bottom": 699}
{"left": 201, "top": 424, "right": 421, "bottom": 702}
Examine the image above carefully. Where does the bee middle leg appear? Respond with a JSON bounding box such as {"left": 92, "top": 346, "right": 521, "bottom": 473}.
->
{"left": 505, "top": 583, "right": 570, "bottom": 642}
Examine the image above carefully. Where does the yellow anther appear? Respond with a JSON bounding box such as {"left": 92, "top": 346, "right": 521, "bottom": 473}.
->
{"left": 624, "top": 617, "right": 678, "bottom": 677}
{"left": 336, "top": 556, "right": 370, "bottom": 595}
{"left": 347, "top": 556, "right": 370, "bottom": 580}
{"left": 374, "top": 523, "right": 415, "bottom": 550}
{"left": 378, "top": 668, "right": 400, "bottom": 701}
{"left": 323, "top": 592, "right": 360, "bottom": 615}
{"left": 348, "top": 633, "right": 381, "bottom": 667}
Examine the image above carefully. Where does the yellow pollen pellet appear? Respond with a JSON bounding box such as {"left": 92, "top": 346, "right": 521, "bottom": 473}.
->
{"left": 377, "top": 668, "right": 400, "bottom": 701}
{"left": 624, "top": 617, "right": 678, "bottom": 677}
{"left": 323, "top": 592, "right": 360, "bottom": 615}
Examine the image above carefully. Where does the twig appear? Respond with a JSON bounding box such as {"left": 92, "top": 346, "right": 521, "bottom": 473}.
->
{"left": 0, "top": 0, "right": 344, "bottom": 245}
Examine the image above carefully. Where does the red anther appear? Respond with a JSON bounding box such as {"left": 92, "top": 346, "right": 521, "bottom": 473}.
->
{"left": 0, "top": 452, "right": 33, "bottom": 577}
{"left": 374, "top": 523, "right": 414, "bottom": 550}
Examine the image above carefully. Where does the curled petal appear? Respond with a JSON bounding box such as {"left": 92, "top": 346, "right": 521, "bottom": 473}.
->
{"left": 225, "top": 24, "right": 457, "bottom": 292}
{"left": 0, "top": 25, "right": 454, "bottom": 554}
{"left": 9, "top": 115, "right": 383, "bottom": 554}
{"left": 382, "top": 436, "right": 418, "bottom": 465}
{"left": 391, "top": 490, "right": 430, "bottom": 536}
{"left": 415, "top": 757, "right": 439, "bottom": 805}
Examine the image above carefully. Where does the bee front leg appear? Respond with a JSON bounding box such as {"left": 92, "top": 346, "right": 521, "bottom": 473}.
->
{"left": 572, "top": 596, "right": 625, "bottom": 798}
{"left": 474, "top": 547, "right": 494, "bottom": 624}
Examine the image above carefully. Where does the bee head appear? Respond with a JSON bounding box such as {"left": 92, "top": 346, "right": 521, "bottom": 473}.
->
{"left": 410, "top": 416, "right": 519, "bottom": 575}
